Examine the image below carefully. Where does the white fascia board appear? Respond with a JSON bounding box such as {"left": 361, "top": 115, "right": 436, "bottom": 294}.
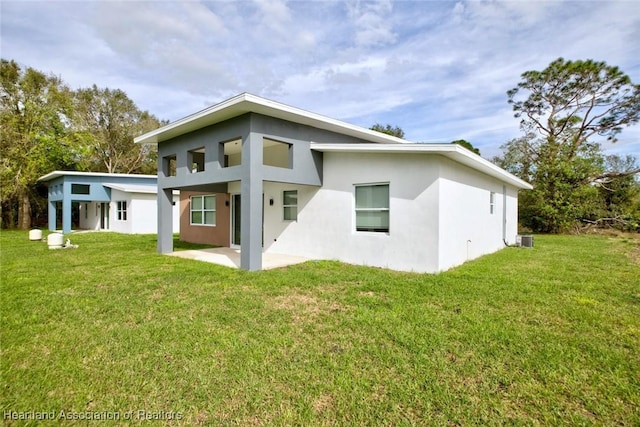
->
{"left": 310, "top": 142, "right": 533, "bottom": 190}
{"left": 102, "top": 183, "right": 158, "bottom": 194}
{"left": 38, "top": 170, "right": 157, "bottom": 182}
{"left": 102, "top": 184, "right": 180, "bottom": 196}
{"left": 134, "top": 93, "right": 409, "bottom": 145}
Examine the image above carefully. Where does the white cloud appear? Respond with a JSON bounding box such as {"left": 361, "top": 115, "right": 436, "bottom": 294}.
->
{"left": 1, "top": 0, "right": 638, "bottom": 156}
{"left": 254, "top": 0, "right": 291, "bottom": 27}
{"left": 346, "top": 0, "right": 397, "bottom": 48}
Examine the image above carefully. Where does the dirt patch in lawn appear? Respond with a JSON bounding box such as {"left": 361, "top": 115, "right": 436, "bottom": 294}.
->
{"left": 626, "top": 240, "right": 640, "bottom": 265}
{"left": 312, "top": 394, "right": 334, "bottom": 414}
{"left": 271, "top": 293, "right": 347, "bottom": 323}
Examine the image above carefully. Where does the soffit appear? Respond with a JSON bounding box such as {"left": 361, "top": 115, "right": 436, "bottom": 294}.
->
{"left": 38, "top": 171, "right": 157, "bottom": 182}
{"left": 134, "top": 93, "right": 409, "bottom": 146}
{"left": 310, "top": 143, "right": 533, "bottom": 190}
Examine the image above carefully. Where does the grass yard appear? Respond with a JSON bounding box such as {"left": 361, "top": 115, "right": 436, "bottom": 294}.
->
{"left": 1, "top": 231, "right": 639, "bottom": 426}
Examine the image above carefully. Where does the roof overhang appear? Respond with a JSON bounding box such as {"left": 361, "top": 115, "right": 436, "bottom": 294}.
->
{"left": 38, "top": 171, "right": 157, "bottom": 182}
{"left": 134, "top": 93, "right": 409, "bottom": 145}
{"left": 103, "top": 183, "right": 180, "bottom": 196}
{"left": 102, "top": 183, "right": 157, "bottom": 194}
{"left": 310, "top": 143, "right": 533, "bottom": 190}
{"left": 133, "top": 93, "right": 531, "bottom": 190}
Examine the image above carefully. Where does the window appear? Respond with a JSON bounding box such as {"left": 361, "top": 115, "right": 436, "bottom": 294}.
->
{"left": 71, "top": 184, "right": 90, "bottom": 195}
{"left": 283, "top": 190, "right": 298, "bottom": 221}
{"left": 116, "top": 201, "right": 127, "bottom": 221}
{"left": 490, "top": 191, "right": 495, "bottom": 214}
{"left": 190, "top": 195, "right": 216, "bottom": 226}
{"left": 355, "top": 184, "right": 389, "bottom": 232}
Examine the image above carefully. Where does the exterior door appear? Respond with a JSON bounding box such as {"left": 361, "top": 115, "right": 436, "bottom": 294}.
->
{"left": 231, "top": 194, "right": 241, "bottom": 246}
{"left": 230, "top": 194, "right": 264, "bottom": 247}
{"left": 100, "top": 202, "right": 110, "bottom": 230}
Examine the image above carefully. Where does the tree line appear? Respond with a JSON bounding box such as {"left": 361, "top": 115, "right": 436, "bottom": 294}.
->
{"left": 0, "top": 59, "right": 165, "bottom": 229}
{"left": 2, "top": 57, "right": 639, "bottom": 233}
{"left": 494, "top": 58, "right": 640, "bottom": 233}
{"left": 371, "top": 58, "right": 640, "bottom": 233}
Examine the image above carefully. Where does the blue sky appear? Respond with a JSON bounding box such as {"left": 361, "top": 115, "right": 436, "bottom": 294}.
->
{"left": 1, "top": 0, "right": 639, "bottom": 159}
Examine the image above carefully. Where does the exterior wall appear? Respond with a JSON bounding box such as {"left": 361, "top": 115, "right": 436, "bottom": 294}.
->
{"left": 266, "top": 153, "right": 521, "bottom": 273}
{"left": 124, "top": 191, "right": 180, "bottom": 234}
{"left": 179, "top": 191, "right": 230, "bottom": 246}
{"left": 46, "top": 178, "right": 67, "bottom": 203}
{"left": 505, "top": 185, "right": 519, "bottom": 243}
{"left": 107, "top": 190, "right": 180, "bottom": 234}
{"left": 78, "top": 195, "right": 180, "bottom": 234}
{"left": 128, "top": 192, "right": 180, "bottom": 234}
{"left": 175, "top": 151, "right": 522, "bottom": 273}
{"left": 266, "top": 152, "right": 442, "bottom": 273}
{"left": 79, "top": 202, "right": 101, "bottom": 231}
{"left": 437, "top": 157, "right": 519, "bottom": 271}
{"left": 109, "top": 189, "right": 133, "bottom": 233}
{"left": 260, "top": 181, "right": 317, "bottom": 252}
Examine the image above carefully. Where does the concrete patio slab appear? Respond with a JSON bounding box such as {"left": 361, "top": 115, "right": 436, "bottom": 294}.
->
{"left": 168, "top": 247, "right": 310, "bottom": 270}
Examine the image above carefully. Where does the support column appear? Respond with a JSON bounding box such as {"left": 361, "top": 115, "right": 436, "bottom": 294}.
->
{"left": 240, "top": 130, "right": 263, "bottom": 271}
{"left": 62, "top": 197, "right": 72, "bottom": 234}
{"left": 157, "top": 188, "right": 174, "bottom": 254}
{"left": 48, "top": 201, "right": 57, "bottom": 232}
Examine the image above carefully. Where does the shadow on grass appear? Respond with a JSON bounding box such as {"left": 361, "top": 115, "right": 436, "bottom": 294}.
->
{"left": 172, "top": 234, "right": 219, "bottom": 251}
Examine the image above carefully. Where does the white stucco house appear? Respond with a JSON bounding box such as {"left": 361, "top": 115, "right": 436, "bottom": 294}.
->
{"left": 135, "top": 93, "right": 532, "bottom": 273}
{"left": 38, "top": 171, "right": 180, "bottom": 234}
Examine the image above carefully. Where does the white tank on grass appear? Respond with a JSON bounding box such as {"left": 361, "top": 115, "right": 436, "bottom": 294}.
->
{"left": 29, "top": 229, "right": 42, "bottom": 241}
{"left": 47, "top": 233, "right": 64, "bottom": 249}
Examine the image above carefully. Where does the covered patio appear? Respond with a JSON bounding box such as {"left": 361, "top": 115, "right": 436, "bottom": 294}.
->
{"left": 168, "top": 247, "right": 310, "bottom": 270}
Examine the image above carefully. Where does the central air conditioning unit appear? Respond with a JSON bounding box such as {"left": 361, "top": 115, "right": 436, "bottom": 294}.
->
{"left": 517, "top": 234, "right": 534, "bottom": 248}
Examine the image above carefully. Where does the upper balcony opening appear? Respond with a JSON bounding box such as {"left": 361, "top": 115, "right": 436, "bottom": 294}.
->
{"left": 163, "top": 154, "right": 177, "bottom": 177}
{"left": 189, "top": 147, "right": 205, "bottom": 173}
{"left": 263, "top": 138, "right": 292, "bottom": 169}
{"left": 221, "top": 138, "right": 242, "bottom": 168}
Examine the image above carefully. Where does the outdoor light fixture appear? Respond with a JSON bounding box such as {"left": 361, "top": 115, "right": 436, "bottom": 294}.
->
{"left": 269, "top": 198, "right": 274, "bottom": 206}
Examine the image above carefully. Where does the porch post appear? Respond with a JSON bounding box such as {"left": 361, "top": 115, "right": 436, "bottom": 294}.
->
{"left": 240, "top": 129, "right": 263, "bottom": 271}
{"left": 62, "top": 197, "right": 72, "bottom": 234}
{"left": 48, "top": 200, "right": 56, "bottom": 232}
{"left": 157, "top": 188, "right": 174, "bottom": 253}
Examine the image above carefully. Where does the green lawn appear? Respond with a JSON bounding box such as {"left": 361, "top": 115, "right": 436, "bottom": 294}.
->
{"left": 1, "top": 231, "right": 638, "bottom": 426}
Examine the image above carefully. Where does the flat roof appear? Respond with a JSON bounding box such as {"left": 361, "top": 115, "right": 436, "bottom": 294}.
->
{"left": 38, "top": 171, "right": 157, "bottom": 182}
{"left": 310, "top": 143, "right": 533, "bottom": 190}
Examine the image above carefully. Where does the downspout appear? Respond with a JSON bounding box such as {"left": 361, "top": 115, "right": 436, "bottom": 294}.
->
{"left": 502, "top": 185, "right": 508, "bottom": 246}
